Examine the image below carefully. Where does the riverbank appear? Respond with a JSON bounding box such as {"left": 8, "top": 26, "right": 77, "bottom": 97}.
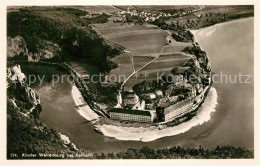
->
{"left": 71, "top": 85, "right": 100, "bottom": 122}
{"left": 190, "top": 17, "right": 254, "bottom": 40}
{"left": 69, "top": 75, "right": 217, "bottom": 142}
{"left": 72, "top": 87, "right": 217, "bottom": 142}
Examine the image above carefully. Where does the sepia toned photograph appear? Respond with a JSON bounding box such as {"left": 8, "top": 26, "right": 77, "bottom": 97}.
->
{"left": 4, "top": 3, "right": 256, "bottom": 162}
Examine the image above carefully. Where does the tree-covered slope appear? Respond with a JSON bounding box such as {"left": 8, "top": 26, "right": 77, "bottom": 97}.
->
{"left": 7, "top": 7, "right": 121, "bottom": 72}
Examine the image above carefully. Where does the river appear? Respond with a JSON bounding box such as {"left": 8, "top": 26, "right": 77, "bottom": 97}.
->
{"left": 35, "top": 17, "right": 254, "bottom": 153}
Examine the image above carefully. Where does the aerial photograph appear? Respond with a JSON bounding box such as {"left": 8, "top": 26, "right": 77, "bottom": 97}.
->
{"left": 6, "top": 5, "right": 254, "bottom": 159}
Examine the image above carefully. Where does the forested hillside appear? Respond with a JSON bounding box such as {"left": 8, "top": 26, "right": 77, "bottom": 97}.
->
{"left": 7, "top": 7, "right": 121, "bottom": 72}
{"left": 93, "top": 146, "right": 253, "bottom": 159}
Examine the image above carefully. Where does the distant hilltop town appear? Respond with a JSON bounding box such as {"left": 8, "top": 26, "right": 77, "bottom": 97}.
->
{"left": 113, "top": 6, "right": 201, "bottom": 23}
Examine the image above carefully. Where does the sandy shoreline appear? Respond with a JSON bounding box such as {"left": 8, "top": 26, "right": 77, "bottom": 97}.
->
{"left": 71, "top": 85, "right": 100, "bottom": 121}
{"left": 71, "top": 82, "right": 218, "bottom": 142}
{"left": 95, "top": 87, "right": 218, "bottom": 142}
{"left": 190, "top": 17, "right": 254, "bottom": 40}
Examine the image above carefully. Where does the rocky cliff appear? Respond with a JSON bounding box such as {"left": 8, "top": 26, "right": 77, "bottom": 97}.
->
{"left": 7, "top": 36, "right": 60, "bottom": 62}
{"left": 7, "top": 64, "right": 42, "bottom": 118}
{"left": 7, "top": 65, "right": 80, "bottom": 158}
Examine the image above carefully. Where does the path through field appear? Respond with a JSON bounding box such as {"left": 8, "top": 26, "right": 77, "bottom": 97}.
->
{"left": 93, "top": 21, "right": 192, "bottom": 91}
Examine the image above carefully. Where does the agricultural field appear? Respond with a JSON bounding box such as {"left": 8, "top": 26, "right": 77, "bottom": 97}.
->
{"left": 133, "top": 56, "right": 155, "bottom": 71}
{"left": 165, "top": 14, "right": 199, "bottom": 25}
{"left": 156, "top": 53, "right": 192, "bottom": 61}
{"left": 124, "top": 43, "right": 192, "bottom": 89}
{"left": 94, "top": 22, "right": 167, "bottom": 56}
{"left": 142, "top": 59, "right": 190, "bottom": 71}
{"left": 125, "top": 33, "right": 192, "bottom": 90}
{"left": 124, "top": 53, "right": 191, "bottom": 90}
{"left": 94, "top": 23, "right": 153, "bottom": 36}
{"left": 66, "top": 6, "right": 121, "bottom": 14}
{"left": 94, "top": 19, "right": 194, "bottom": 90}
{"left": 106, "top": 53, "right": 134, "bottom": 83}
{"left": 162, "top": 41, "right": 192, "bottom": 53}
{"left": 123, "top": 66, "right": 190, "bottom": 89}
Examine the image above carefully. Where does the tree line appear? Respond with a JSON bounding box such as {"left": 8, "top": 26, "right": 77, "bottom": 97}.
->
{"left": 92, "top": 145, "right": 253, "bottom": 159}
